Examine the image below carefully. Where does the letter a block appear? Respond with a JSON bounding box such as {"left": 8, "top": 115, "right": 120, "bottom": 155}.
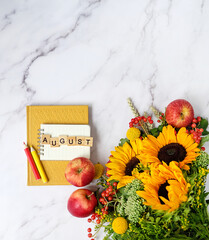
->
{"left": 41, "top": 134, "right": 50, "bottom": 145}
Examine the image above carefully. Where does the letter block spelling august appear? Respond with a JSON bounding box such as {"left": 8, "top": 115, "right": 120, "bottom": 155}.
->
{"left": 59, "top": 136, "right": 68, "bottom": 145}
{"left": 76, "top": 137, "right": 85, "bottom": 146}
{"left": 41, "top": 134, "right": 50, "bottom": 144}
{"left": 67, "top": 137, "right": 76, "bottom": 146}
{"left": 83, "top": 137, "right": 93, "bottom": 147}
{"left": 50, "top": 137, "right": 59, "bottom": 147}
{"left": 41, "top": 135, "right": 93, "bottom": 147}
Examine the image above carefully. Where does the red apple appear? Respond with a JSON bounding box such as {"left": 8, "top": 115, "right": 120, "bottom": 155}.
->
{"left": 165, "top": 99, "right": 194, "bottom": 128}
{"left": 65, "top": 157, "right": 95, "bottom": 187}
{"left": 67, "top": 189, "right": 97, "bottom": 218}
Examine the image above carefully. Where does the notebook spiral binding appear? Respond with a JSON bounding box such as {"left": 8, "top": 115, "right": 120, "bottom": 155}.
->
{"left": 37, "top": 129, "right": 44, "bottom": 156}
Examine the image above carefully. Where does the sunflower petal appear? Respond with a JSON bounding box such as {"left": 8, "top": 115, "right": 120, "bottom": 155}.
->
{"left": 131, "top": 138, "right": 143, "bottom": 155}
{"left": 117, "top": 176, "right": 135, "bottom": 189}
{"left": 106, "top": 162, "right": 126, "bottom": 171}
{"left": 147, "top": 135, "right": 162, "bottom": 149}
{"left": 107, "top": 174, "right": 122, "bottom": 182}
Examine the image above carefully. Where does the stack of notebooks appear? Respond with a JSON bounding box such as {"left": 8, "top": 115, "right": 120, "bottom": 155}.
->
{"left": 26, "top": 105, "right": 91, "bottom": 186}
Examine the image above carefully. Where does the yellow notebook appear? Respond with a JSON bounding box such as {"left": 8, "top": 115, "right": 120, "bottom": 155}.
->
{"left": 26, "top": 105, "right": 89, "bottom": 186}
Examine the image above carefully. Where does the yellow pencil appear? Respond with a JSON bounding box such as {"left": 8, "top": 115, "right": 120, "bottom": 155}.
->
{"left": 30, "top": 146, "right": 48, "bottom": 183}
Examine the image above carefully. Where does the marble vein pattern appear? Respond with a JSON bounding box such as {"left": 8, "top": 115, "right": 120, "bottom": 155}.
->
{"left": 1, "top": 0, "right": 209, "bottom": 239}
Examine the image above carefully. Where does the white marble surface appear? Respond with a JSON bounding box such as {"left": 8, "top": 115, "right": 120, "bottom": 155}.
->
{"left": 1, "top": 0, "right": 209, "bottom": 239}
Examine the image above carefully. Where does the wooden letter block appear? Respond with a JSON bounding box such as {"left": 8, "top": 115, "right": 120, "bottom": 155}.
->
{"left": 76, "top": 137, "right": 85, "bottom": 146}
{"left": 41, "top": 134, "right": 50, "bottom": 144}
{"left": 83, "top": 137, "right": 93, "bottom": 147}
{"left": 67, "top": 137, "right": 76, "bottom": 146}
{"left": 59, "top": 135, "right": 67, "bottom": 145}
{"left": 50, "top": 137, "right": 60, "bottom": 147}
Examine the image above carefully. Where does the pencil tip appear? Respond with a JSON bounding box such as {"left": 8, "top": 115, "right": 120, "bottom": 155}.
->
{"left": 23, "top": 142, "right": 26, "bottom": 145}
{"left": 30, "top": 146, "right": 34, "bottom": 151}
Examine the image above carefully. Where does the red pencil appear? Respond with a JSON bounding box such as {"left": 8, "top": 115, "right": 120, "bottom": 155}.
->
{"left": 23, "top": 142, "right": 41, "bottom": 180}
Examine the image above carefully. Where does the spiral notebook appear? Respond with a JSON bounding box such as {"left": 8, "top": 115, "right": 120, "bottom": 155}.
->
{"left": 39, "top": 124, "right": 92, "bottom": 160}
{"left": 26, "top": 105, "right": 89, "bottom": 186}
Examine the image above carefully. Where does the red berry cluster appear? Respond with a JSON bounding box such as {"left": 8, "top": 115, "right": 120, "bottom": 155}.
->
{"left": 99, "top": 182, "right": 118, "bottom": 215}
{"left": 87, "top": 213, "right": 102, "bottom": 239}
{"left": 129, "top": 116, "right": 153, "bottom": 128}
{"left": 88, "top": 212, "right": 101, "bottom": 224}
{"left": 87, "top": 227, "right": 94, "bottom": 239}
{"left": 187, "top": 117, "right": 203, "bottom": 144}
{"left": 157, "top": 113, "right": 165, "bottom": 123}
{"left": 86, "top": 183, "right": 118, "bottom": 239}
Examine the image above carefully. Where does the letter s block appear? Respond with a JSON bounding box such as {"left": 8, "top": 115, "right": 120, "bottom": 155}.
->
{"left": 76, "top": 137, "right": 85, "bottom": 146}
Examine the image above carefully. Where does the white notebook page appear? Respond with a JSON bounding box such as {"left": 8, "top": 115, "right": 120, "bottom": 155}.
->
{"left": 39, "top": 124, "right": 91, "bottom": 160}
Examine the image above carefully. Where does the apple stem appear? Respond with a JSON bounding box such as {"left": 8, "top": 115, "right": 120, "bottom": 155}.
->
{"left": 87, "top": 192, "right": 94, "bottom": 199}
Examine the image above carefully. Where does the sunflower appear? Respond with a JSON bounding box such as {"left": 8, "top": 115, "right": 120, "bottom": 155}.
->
{"left": 140, "top": 125, "right": 200, "bottom": 170}
{"left": 106, "top": 138, "right": 143, "bottom": 188}
{"left": 136, "top": 161, "right": 190, "bottom": 212}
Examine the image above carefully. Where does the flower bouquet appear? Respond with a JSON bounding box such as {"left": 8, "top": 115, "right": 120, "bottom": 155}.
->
{"left": 87, "top": 98, "right": 209, "bottom": 240}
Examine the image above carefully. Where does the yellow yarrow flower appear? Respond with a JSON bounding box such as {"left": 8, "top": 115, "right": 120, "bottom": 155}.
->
{"left": 126, "top": 127, "right": 141, "bottom": 141}
{"left": 112, "top": 217, "right": 128, "bottom": 234}
{"left": 94, "top": 163, "right": 104, "bottom": 179}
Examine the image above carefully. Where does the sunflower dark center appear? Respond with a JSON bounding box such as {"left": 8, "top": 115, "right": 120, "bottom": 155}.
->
{"left": 125, "top": 157, "right": 140, "bottom": 176}
{"left": 158, "top": 181, "right": 169, "bottom": 204}
{"left": 158, "top": 143, "right": 186, "bottom": 165}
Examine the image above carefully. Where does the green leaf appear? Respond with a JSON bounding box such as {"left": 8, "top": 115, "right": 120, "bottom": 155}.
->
{"left": 158, "top": 125, "right": 163, "bottom": 132}
{"left": 202, "top": 130, "right": 209, "bottom": 136}
{"left": 156, "top": 217, "right": 161, "bottom": 223}
{"left": 150, "top": 128, "right": 158, "bottom": 134}
{"left": 203, "top": 192, "right": 209, "bottom": 198}
{"left": 119, "top": 138, "right": 130, "bottom": 146}
{"left": 198, "top": 118, "right": 208, "bottom": 130}
{"left": 150, "top": 128, "right": 159, "bottom": 137}
{"left": 199, "top": 134, "right": 209, "bottom": 147}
